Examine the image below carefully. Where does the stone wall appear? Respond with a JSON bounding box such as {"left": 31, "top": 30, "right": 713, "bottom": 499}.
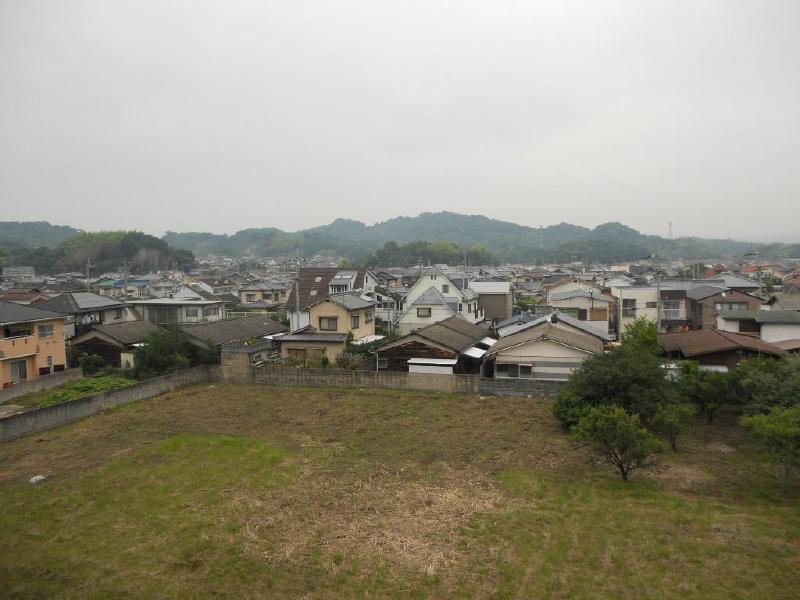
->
{"left": 0, "top": 368, "right": 83, "bottom": 404}
{"left": 0, "top": 365, "right": 220, "bottom": 442}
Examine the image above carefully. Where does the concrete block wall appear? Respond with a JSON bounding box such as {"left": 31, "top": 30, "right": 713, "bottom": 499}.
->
{"left": 0, "top": 368, "right": 83, "bottom": 404}
{"left": 0, "top": 365, "right": 221, "bottom": 442}
{"left": 478, "top": 378, "right": 563, "bottom": 398}
{"left": 250, "top": 366, "right": 479, "bottom": 393}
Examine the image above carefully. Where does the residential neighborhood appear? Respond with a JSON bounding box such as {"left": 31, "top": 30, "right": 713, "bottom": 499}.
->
{"left": 2, "top": 1, "right": 799, "bottom": 595}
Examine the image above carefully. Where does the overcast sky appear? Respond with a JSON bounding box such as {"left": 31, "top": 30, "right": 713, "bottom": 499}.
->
{"left": 1, "top": 1, "right": 798, "bottom": 241}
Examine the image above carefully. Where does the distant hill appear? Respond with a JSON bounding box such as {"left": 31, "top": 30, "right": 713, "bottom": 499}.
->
{"left": 163, "top": 212, "right": 800, "bottom": 263}
{"left": 0, "top": 229, "right": 194, "bottom": 274}
{"left": 0, "top": 221, "right": 81, "bottom": 248}
{"left": 4, "top": 214, "right": 800, "bottom": 268}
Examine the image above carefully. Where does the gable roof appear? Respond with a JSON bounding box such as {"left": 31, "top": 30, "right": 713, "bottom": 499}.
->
{"left": 308, "top": 292, "right": 377, "bottom": 311}
{"left": 381, "top": 316, "right": 489, "bottom": 354}
{"left": 33, "top": 292, "right": 125, "bottom": 314}
{"left": 286, "top": 267, "right": 371, "bottom": 310}
{"left": 658, "top": 328, "right": 787, "bottom": 358}
{"left": 487, "top": 321, "right": 604, "bottom": 357}
{"left": 83, "top": 320, "right": 161, "bottom": 345}
{"left": 504, "top": 311, "right": 612, "bottom": 341}
{"left": 181, "top": 315, "right": 288, "bottom": 346}
{"left": 0, "top": 300, "right": 64, "bottom": 325}
{"left": 765, "top": 293, "right": 800, "bottom": 311}
{"left": 548, "top": 288, "right": 614, "bottom": 303}
{"left": 686, "top": 285, "right": 730, "bottom": 301}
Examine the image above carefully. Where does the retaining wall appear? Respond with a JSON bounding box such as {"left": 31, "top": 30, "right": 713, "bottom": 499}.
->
{"left": 0, "top": 365, "right": 220, "bottom": 442}
{"left": 226, "top": 361, "right": 564, "bottom": 398}
{"left": 0, "top": 368, "right": 83, "bottom": 404}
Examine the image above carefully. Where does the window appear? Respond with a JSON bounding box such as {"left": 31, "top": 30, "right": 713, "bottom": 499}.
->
{"left": 287, "top": 348, "right": 306, "bottom": 360}
{"left": 458, "top": 303, "right": 463, "bottom": 312}
{"left": 365, "top": 309, "right": 374, "bottom": 323}
{"left": 715, "top": 302, "right": 748, "bottom": 311}
{"left": 442, "top": 284, "right": 449, "bottom": 293}
{"left": 622, "top": 298, "right": 636, "bottom": 318}
{"left": 351, "top": 314, "right": 360, "bottom": 329}
{"left": 330, "top": 284, "right": 349, "bottom": 293}
{"left": 377, "top": 358, "right": 388, "bottom": 370}
{"left": 497, "top": 363, "right": 519, "bottom": 378}
{"left": 646, "top": 302, "right": 657, "bottom": 309}
{"left": 319, "top": 316, "right": 338, "bottom": 331}
{"left": 114, "top": 308, "right": 123, "bottom": 319}
{"left": 47, "top": 355, "right": 53, "bottom": 367}
{"left": 307, "top": 348, "right": 325, "bottom": 361}
{"left": 430, "top": 275, "right": 437, "bottom": 280}
{"left": 186, "top": 307, "right": 198, "bottom": 317}
{"left": 246, "top": 294, "right": 256, "bottom": 302}
{"left": 203, "top": 306, "right": 219, "bottom": 317}
{"left": 38, "top": 323, "right": 54, "bottom": 338}
{"left": 273, "top": 293, "right": 280, "bottom": 301}
{"left": 417, "top": 307, "right": 432, "bottom": 318}
{"left": 519, "top": 365, "right": 533, "bottom": 378}
{"left": 577, "top": 309, "right": 588, "bottom": 321}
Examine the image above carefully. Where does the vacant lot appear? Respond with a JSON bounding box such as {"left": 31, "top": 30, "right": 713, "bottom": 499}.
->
{"left": 1, "top": 384, "right": 798, "bottom": 598}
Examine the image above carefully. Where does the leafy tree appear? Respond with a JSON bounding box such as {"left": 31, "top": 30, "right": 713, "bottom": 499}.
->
{"left": 553, "top": 342, "right": 676, "bottom": 429}
{"left": 741, "top": 405, "right": 800, "bottom": 482}
{"left": 573, "top": 406, "right": 659, "bottom": 481}
{"left": 133, "top": 327, "right": 217, "bottom": 379}
{"left": 78, "top": 353, "right": 106, "bottom": 376}
{"left": 621, "top": 317, "right": 660, "bottom": 354}
{"left": 677, "top": 362, "right": 732, "bottom": 423}
{"left": 731, "top": 356, "right": 800, "bottom": 415}
{"left": 650, "top": 402, "right": 696, "bottom": 452}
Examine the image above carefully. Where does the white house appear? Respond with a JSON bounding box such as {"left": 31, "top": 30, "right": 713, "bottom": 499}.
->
{"left": 394, "top": 265, "right": 484, "bottom": 335}
{"left": 715, "top": 310, "right": 800, "bottom": 343}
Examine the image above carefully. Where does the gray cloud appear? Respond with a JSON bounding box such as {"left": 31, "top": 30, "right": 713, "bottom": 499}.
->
{"left": 1, "top": 1, "right": 798, "bottom": 241}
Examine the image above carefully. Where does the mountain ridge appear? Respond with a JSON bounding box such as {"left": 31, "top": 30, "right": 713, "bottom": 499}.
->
{"left": 2, "top": 213, "right": 800, "bottom": 266}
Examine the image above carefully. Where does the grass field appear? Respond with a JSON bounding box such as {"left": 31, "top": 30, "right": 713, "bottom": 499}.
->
{"left": 1, "top": 384, "right": 798, "bottom": 598}
{"left": 11, "top": 374, "right": 135, "bottom": 408}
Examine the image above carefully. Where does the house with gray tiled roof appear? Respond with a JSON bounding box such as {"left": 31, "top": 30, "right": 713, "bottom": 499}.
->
{"left": 394, "top": 265, "right": 484, "bottom": 335}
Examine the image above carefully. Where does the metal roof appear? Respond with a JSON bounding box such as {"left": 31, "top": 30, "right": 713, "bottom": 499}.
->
{"left": 34, "top": 292, "right": 125, "bottom": 314}
{"left": 279, "top": 332, "right": 348, "bottom": 343}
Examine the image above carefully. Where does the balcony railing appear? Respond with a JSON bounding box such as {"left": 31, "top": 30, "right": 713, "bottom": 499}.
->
{"left": 0, "top": 335, "right": 38, "bottom": 360}
{"left": 660, "top": 308, "right": 687, "bottom": 320}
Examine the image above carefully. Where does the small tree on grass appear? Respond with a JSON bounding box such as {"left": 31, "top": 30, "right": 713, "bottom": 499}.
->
{"left": 573, "top": 405, "right": 659, "bottom": 481}
{"left": 740, "top": 405, "right": 800, "bottom": 483}
{"left": 650, "top": 402, "right": 696, "bottom": 452}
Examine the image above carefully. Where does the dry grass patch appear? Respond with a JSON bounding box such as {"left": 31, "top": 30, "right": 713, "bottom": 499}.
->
{"left": 1, "top": 384, "right": 798, "bottom": 599}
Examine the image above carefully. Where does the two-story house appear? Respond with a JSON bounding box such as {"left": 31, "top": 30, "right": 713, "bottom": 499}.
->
{"left": 1, "top": 301, "right": 68, "bottom": 387}
{"left": 306, "top": 292, "right": 378, "bottom": 341}
{"left": 126, "top": 286, "right": 225, "bottom": 325}
{"left": 393, "top": 265, "right": 484, "bottom": 335}
{"left": 238, "top": 280, "right": 292, "bottom": 306}
{"left": 33, "top": 292, "right": 134, "bottom": 339}
{"left": 286, "top": 268, "right": 379, "bottom": 331}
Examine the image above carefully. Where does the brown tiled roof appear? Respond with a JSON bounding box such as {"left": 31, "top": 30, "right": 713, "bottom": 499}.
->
{"left": 413, "top": 316, "right": 489, "bottom": 353}
{"left": 487, "top": 322, "right": 604, "bottom": 356}
{"left": 658, "top": 328, "right": 787, "bottom": 358}
{"left": 286, "top": 268, "right": 368, "bottom": 310}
